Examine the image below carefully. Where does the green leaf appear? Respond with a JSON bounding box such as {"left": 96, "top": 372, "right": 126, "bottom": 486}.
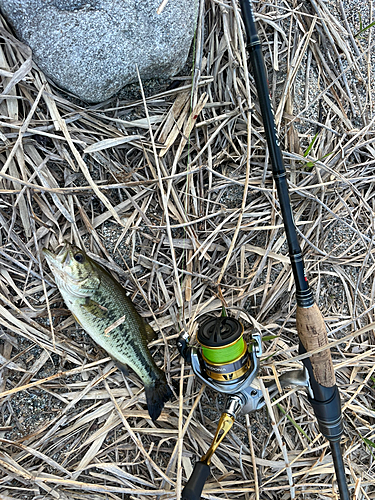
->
{"left": 363, "top": 438, "right": 375, "bottom": 449}
{"left": 355, "top": 17, "right": 375, "bottom": 37}
{"left": 261, "top": 334, "right": 279, "bottom": 342}
{"left": 261, "top": 350, "right": 281, "bottom": 361}
{"left": 305, "top": 161, "right": 315, "bottom": 172}
{"left": 303, "top": 132, "right": 319, "bottom": 157}
{"left": 303, "top": 151, "right": 334, "bottom": 172}
{"left": 321, "top": 151, "right": 334, "bottom": 160}
{"left": 276, "top": 403, "right": 312, "bottom": 442}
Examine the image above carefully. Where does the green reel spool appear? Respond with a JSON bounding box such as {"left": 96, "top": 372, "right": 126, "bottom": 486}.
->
{"left": 197, "top": 317, "right": 250, "bottom": 382}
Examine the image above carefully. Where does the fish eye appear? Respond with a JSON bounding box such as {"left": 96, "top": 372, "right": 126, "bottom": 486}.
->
{"left": 74, "top": 253, "right": 85, "bottom": 264}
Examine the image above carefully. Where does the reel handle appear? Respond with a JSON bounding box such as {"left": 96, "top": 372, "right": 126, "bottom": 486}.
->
{"left": 181, "top": 461, "right": 211, "bottom": 500}
{"left": 182, "top": 412, "right": 235, "bottom": 500}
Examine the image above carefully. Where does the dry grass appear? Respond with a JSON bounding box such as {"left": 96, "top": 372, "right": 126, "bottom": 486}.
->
{"left": 1, "top": 0, "right": 375, "bottom": 498}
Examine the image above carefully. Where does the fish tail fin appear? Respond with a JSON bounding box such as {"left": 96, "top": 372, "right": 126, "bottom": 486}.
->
{"left": 145, "top": 374, "right": 173, "bottom": 422}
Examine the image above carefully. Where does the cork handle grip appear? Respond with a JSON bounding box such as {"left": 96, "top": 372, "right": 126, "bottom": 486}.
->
{"left": 296, "top": 303, "right": 336, "bottom": 388}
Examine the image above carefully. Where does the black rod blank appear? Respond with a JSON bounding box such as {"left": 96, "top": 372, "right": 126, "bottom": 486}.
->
{"left": 239, "top": 0, "right": 312, "bottom": 305}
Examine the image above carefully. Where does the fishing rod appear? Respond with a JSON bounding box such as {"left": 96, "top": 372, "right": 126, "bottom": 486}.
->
{"left": 177, "top": 0, "right": 350, "bottom": 498}
{"left": 238, "top": 1, "right": 349, "bottom": 498}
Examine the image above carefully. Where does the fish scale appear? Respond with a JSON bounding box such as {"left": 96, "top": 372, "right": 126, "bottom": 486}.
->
{"left": 43, "top": 242, "right": 172, "bottom": 421}
{"left": 77, "top": 276, "right": 157, "bottom": 383}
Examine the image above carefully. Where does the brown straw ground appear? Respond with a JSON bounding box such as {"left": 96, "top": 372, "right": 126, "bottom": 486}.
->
{"left": 1, "top": 0, "right": 375, "bottom": 498}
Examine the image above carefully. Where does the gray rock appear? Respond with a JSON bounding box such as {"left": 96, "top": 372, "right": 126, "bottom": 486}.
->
{"left": 0, "top": 0, "right": 198, "bottom": 102}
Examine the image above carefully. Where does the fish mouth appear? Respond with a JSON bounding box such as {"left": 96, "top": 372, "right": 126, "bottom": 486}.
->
{"left": 43, "top": 242, "right": 71, "bottom": 269}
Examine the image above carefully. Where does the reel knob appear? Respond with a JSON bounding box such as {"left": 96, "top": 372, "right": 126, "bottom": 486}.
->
{"left": 197, "top": 317, "right": 251, "bottom": 384}
{"left": 181, "top": 461, "right": 211, "bottom": 500}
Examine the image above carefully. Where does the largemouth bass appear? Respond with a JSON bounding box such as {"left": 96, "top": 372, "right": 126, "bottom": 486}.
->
{"left": 43, "top": 242, "right": 172, "bottom": 421}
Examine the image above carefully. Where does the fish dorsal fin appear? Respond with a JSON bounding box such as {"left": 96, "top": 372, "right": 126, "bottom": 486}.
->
{"left": 145, "top": 323, "right": 157, "bottom": 343}
{"left": 80, "top": 298, "right": 108, "bottom": 318}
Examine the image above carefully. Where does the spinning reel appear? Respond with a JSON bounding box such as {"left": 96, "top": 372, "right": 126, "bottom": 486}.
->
{"left": 177, "top": 311, "right": 310, "bottom": 500}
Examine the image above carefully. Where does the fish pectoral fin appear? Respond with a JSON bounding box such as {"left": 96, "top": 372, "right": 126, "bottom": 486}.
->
{"left": 72, "top": 313, "right": 82, "bottom": 327}
{"left": 80, "top": 298, "right": 108, "bottom": 318}
{"left": 145, "top": 323, "right": 157, "bottom": 343}
{"left": 113, "top": 360, "right": 129, "bottom": 376}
